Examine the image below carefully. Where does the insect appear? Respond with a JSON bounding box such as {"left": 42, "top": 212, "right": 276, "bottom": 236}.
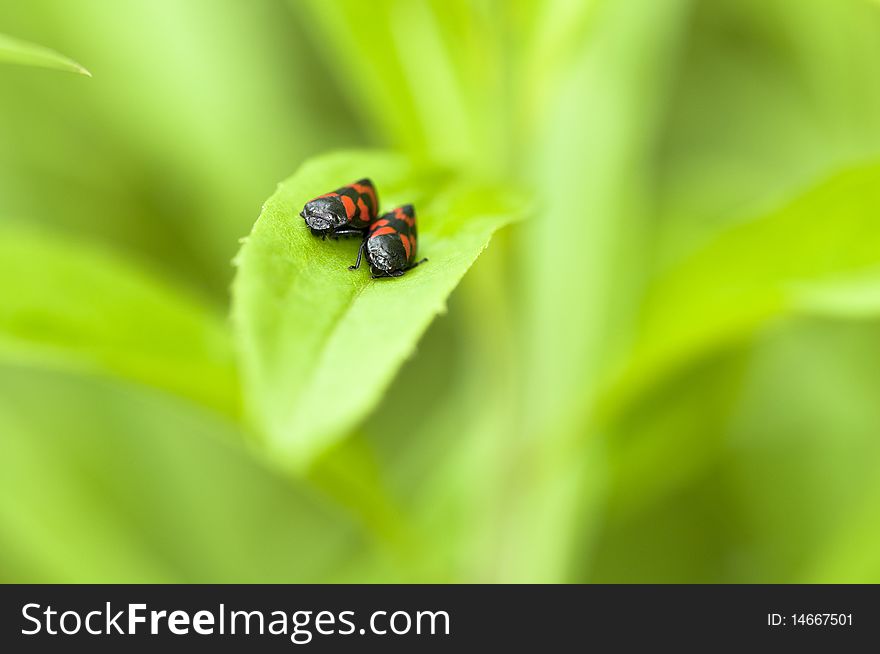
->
{"left": 350, "top": 204, "right": 428, "bottom": 278}
{"left": 300, "top": 178, "right": 379, "bottom": 239}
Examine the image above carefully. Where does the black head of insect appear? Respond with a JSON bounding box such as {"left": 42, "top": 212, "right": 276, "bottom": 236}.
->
{"left": 300, "top": 179, "right": 378, "bottom": 238}
{"left": 366, "top": 233, "right": 410, "bottom": 277}
{"left": 349, "top": 204, "right": 427, "bottom": 278}
{"left": 300, "top": 194, "right": 349, "bottom": 237}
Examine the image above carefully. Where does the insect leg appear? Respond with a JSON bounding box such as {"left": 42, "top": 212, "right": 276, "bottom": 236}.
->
{"left": 406, "top": 258, "right": 428, "bottom": 271}
{"left": 348, "top": 237, "right": 368, "bottom": 270}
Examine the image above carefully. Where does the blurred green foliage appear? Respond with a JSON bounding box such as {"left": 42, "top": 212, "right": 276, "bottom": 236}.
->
{"left": 2, "top": 0, "right": 880, "bottom": 583}
{"left": 0, "top": 33, "right": 90, "bottom": 76}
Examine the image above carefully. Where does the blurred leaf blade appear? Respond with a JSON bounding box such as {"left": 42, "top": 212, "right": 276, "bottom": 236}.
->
{"left": 0, "top": 226, "right": 238, "bottom": 415}
{"left": 790, "top": 269, "right": 880, "bottom": 319}
{"left": 232, "top": 150, "right": 524, "bottom": 469}
{"left": 0, "top": 367, "right": 386, "bottom": 582}
{"left": 502, "top": 0, "right": 695, "bottom": 582}
{"left": 0, "top": 33, "right": 90, "bottom": 76}
{"left": 604, "top": 161, "right": 880, "bottom": 417}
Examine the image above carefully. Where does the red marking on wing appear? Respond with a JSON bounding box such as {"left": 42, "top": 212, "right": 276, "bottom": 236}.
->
{"left": 357, "top": 197, "right": 370, "bottom": 223}
{"left": 317, "top": 192, "right": 339, "bottom": 199}
{"left": 394, "top": 206, "right": 415, "bottom": 226}
{"left": 370, "top": 226, "right": 396, "bottom": 238}
{"left": 370, "top": 219, "right": 390, "bottom": 233}
{"left": 352, "top": 182, "right": 377, "bottom": 212}
{"left": 341, "top": 195, "right": 356, "bottom": 219}
{"left": 400, "top": 233, "right": 411, "bottom": 260}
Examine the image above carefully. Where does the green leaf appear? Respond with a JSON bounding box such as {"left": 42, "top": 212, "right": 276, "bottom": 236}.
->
{"left": 504, "top": 0, "right": 696, "bottom": 582}
{"left": 0, "top": 368, "right": 386, "bottom": 582}
{"left": 0, "top": 227, "right": 238, "bottom": 415}
{"left": 298, "top": 1, "right": 471, "bottom": 166}
{"left": 0, "top": 3, "right": 359, "bottom": 296}
{"left": 653, "top": 0, "right": 880, "bottom": 263}
{"left": 232, "top": 150, "right": 523, "bottom": 469}
{"left": 0, "top": 33, "right": 90, "bottom": 76}
{"left": 790, "top": 270, "right": 880, "bottom": 319}
{"left": 722, "top": 320, "right": 880, "bottom": 582}
{"left": 603, "top": 161, "right": 880, "bottom": 416}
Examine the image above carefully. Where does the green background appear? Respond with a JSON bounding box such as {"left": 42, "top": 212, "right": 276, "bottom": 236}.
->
{"left": 2, "top": 0, "right": 880, "bottom": 582}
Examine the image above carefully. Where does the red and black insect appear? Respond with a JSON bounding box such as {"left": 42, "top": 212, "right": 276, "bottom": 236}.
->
{"left": 350, "top": 204, "right": 428, "bottom": 278}
{"left": 300, "top": 178, "right": 379, "bottom": 239}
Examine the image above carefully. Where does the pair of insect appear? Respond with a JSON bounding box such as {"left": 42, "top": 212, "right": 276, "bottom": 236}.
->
{"left": 299, "top": 178, "right": 427, "bottom": 278}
